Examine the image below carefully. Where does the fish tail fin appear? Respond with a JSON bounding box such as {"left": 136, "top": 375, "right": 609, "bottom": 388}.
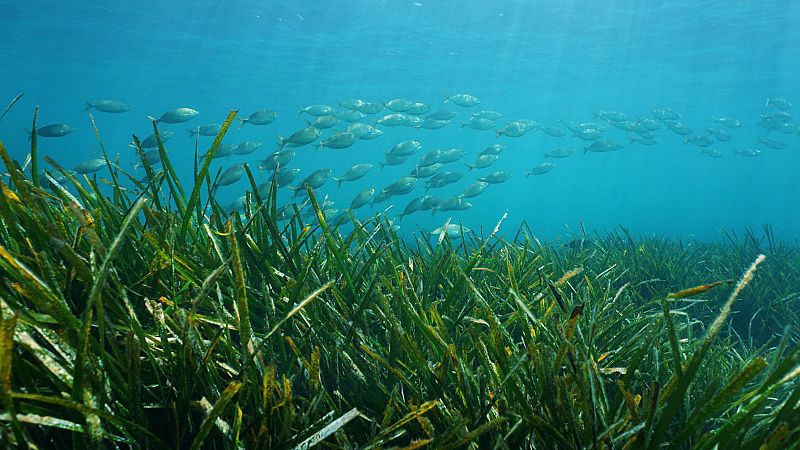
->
{"left": 186, "top": 128, "right": 198, "bottom": 139}
{"left": 764, "top": 98, "right": 771, "bottom": 109}
{"left": 443, "top": 95, "right": 450, "bottom": 103}
{"left": 524, "top": 172, "right": 531, "bottom": 178}
{"left": 238, "top": 118, "right": 247, "bottom": 129}
{"left": 84, "top": 101, "right": 93, "bottom": 112}
{"left": 583, "top": 146, "right": 589, "bottom": 154}
{"left": 494, "top": 130, "right": 501, "bottom": 139}
{"left": 466, "top": 165, "right": 473, "bottom": 171}
{"left": 297, "top": 106, "right": 304, "bottom": 115}
{"left": 711, "top": 116, "right": 720, "bottom": 123}
{"left": 460, "top": 122, "right": 466, "bottom": 128}
{"left": 683, "top": 138, "right": 689, "bottom": 144}
{"left": 332, "top": 177, "right": 343, "bottom": 188}
{"left": 24, "top": 128, "right": 31, "bottom": 141}
{"left": 592, "top": 110, "right": 599, "bottom": 118}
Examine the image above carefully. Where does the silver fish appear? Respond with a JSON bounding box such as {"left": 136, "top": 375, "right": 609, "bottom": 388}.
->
{"left": 594, "top": 110, "right": 626, "bottom": 122}
{"left": 460, "top": 117, "right": 494, "bottom": 130}
{"left": 299, "top": 104, "right": 334, "bottom": 116}
{"left": 430, "top": 223, "right": 471, "bottom": 239}
{"left": 410, "top": 162, "right": 443, "bottom": 178}
{"left": 310, "top": 115, "right": 339, "bottom": 129}
{"left": 36, "top": 123, "right": 74, "bottom": 138}
{"left": 332, "top": 163, "right": 373, "bottom": 187}
{"left": 665, "top": 121, "right": 693, "bottom": 135}
{"left": 420, "top": 196, "right": 441, "bottom": 211}
{"left": 386, "top": 98, "right": 413, "bottom": 112}
{"left": 137, "top": 130, "right": 174, "bottom": 149}
{"left": 346, "top": 123, "right": 383, "bottom": 139}
{"left": 268, "top": 168, "right": 301, "bottom": 188}
{"left": 379, "top": 154, "right": 408, "bottom": 169}
{"left": 227, "top": 195, "right": 248, "bottom": 213}
{"left": 85, "top": 100, "right": 130, "bottom": 113}
{"left": 204, "top": 143, "right": 236, "bottom": 160}
{"left": 425, "top": 171, "right": 464, "bottom": 190}
{"left": 417, "top": 149, "right": 443, "bottom": 167}
{"left": 481, "top": 144, "right": 505, "bottom": 155}
{"left": 406, "top": 102, "right": 431, "bottom": 115}
{"left": 584, "top": 140, "right": 623, "bottom": 153}
{"left": 466, "top": 154, "right": 499, "bottom": 170}
{"left": 757, "top": 136, "right": 788, "bottom": 150}
{"left": 350, "top": 188, "right": 375, "bottom": 209}
{"left": 544, "top": 147, "right": 575, "bottom": 158}
{"left": 460, "top": 181, "right": 489, "bottom": 198}
{"left": 684, "top": 135, "right": 713, "bottom": 148}
{"left": 235, "top": 141, "right": 262, "bottom": 155}
{"left": 339, "top": 98, "right": 366, "bottom": 109}
{"left": 478, "top": 171, "right": 512, "bottom": 184}
{"left": 401, "top": 116, "right": 423, "bottom": 127}
{"left": 629, "top": 135, "right": 658, "bottom": 145}
{"left": 217, "top": 163, "right": 245, "bottom": 187}
{"left": 495, "top": 122, "right": 532, "bottom": 138}
{"left": 381, "top": 176, "right": 417, "bottom": 197}
{"left": 336, "top": 110, "right": 366, "bottom": 122}
{"left": 735, "top": 148, "right": 761, "bottom": 157}
{"left": 572, "top": 128, "right": 604, "bottom": 141}
{"left": 259, "top": 150, "right": 295, "bottom": 170}
{"left": 74, "top": 158, "right": 106, "bottom": 174}
{"left": 356, "top": 102, "right": 384, "bottom": 114}
{"left": 291, "top": 169, "right": 332, "bottom": 195}
{"left": 541, "top": 125, "right": 565, "bottom": 137}
{"left": 318, "top": 132, "right": 357, "bottom": 150}
{"left": 472, "top": 110, "right": 502, "bottom": 120}
{"left": 652, "top": 107, "right": 682, "bottom": 120}
{"left": 436, "top": 197, "right": 472, "bottom": 212}
{"left": 240, "top": 109, "right": 278, "bottom": 127}
{"left": 446, "top": 93, "right": 481, "bottom": 107}
{"left": 187, "top": 124, "right": 221, "bottom": 138}
{"left": 376, "top": 113, "right": 410, "bottom": 126}
{"left": 152, "top": 107, "right": 198, "bottom": 124}
{"left": 278, "top": 126, "right": 321, "bottom": 149}
{"left": 765, "top": 97, "right": 791, "bottom": 111}
{"left": 707, "top": 127, "right": 731, "bottom": 142}
{"left": 525, "top": 163, "right": 556, "bottom": 176}
{"left": 417, "top": 118, "right": 449, "bottom": 130}
{"left": 427, "top": 110, "right": 457, "bottom": 120}
{"left": 398, "top": 196, "right": 427, "bottom": 220}
{"left": 711, "top": 116, "right": 741, "bottom": 129}
{"left": 760, "top": 111, "right": 792, "bottom": 124}
{"left": 638, "top": 118, "right": 660, "bottom": 131}
{"left": 388, "top": 140, "right": 422, "bottom": 157}
{"left": 438, "top": 148, "right": 465, "bottom": 163}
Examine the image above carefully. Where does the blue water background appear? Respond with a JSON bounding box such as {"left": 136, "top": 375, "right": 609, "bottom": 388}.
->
{"left": 1, "top": 0, "right": 798, "bottom": 241}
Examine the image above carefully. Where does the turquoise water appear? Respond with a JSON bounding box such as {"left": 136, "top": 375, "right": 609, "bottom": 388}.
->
{"left": 1, "top": 1, "right": 798, "bottom": 241}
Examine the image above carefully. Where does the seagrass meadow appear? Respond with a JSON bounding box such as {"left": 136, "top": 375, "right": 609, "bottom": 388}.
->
{"left": 1, "top": 114, "right": 800, "bottom": 449}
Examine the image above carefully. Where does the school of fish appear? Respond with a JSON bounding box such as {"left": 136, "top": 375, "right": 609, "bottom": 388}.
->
{"left": 32, "top": 94, "right": 795, "bottom": 238}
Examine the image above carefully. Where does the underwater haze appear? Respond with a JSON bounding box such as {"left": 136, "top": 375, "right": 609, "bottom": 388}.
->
{"left": 1, "top": 0, "right": 799, "bottom": 241}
